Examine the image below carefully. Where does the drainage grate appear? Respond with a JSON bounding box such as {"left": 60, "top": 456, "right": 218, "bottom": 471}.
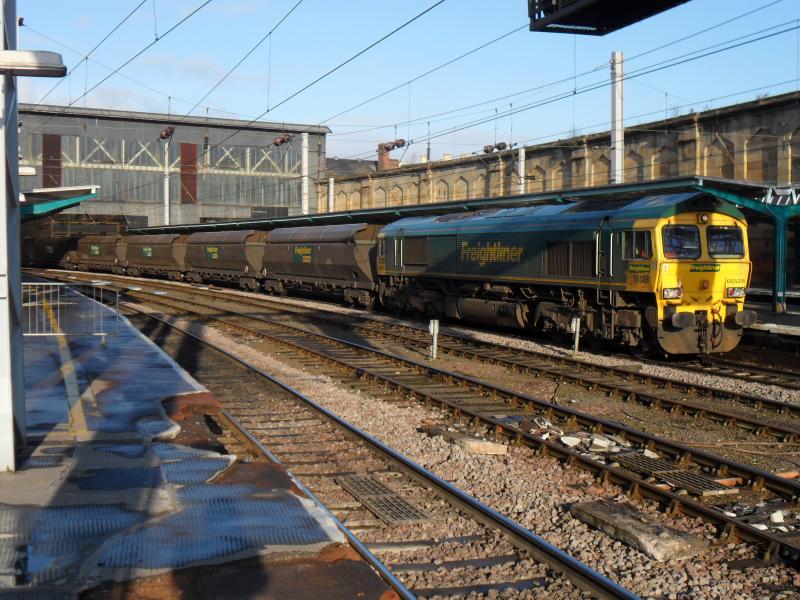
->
{"left": 335, "top": 475, "right": 429, "bottom": 525}
{"left": 615, "top": 453, "right": 678, "bottom": 475}
{"left": 615, "top": 453, "right": 738, "bottom": 497}
{"left": 655, "top": 470, "right": 739, "bottom": 497}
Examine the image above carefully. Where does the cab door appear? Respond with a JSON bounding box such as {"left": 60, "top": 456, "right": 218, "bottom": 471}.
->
{"left": 392, "top": 228, "right": 405, "bottom": 271}
{"left": 594, "top": 218, "right": 616, "bottom": 301}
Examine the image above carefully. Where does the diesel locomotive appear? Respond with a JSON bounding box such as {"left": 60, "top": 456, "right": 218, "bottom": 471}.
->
{"left": 24, "top": 191, "right": 756, "bottom": 355}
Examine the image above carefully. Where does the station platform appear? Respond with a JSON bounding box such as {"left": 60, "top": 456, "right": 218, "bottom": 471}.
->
{"left": 2, "top": 283, "right": 390, "bottom": 598}
{"left": 745, "top": 299, "right": 800, "bottom": 340}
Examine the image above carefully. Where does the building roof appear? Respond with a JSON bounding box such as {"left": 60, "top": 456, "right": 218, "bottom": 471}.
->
{"left": 326, "top": 158, "right": 377, "bottom": 176}
{"left": 19, "top": 103, "right": 331, "bottom": 135}
{"left": 331, "top": 90, "right": 800, "bottom": 183}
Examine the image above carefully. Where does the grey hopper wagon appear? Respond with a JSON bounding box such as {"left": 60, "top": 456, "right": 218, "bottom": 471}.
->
{"left": 263, "top": 223, "right": 380, "bottom": 307}
{"left": 125, "top": 234, "right": 187, "bottom": 280}
{"left": 185, "top": 230, "right": 267, "bottom": 290}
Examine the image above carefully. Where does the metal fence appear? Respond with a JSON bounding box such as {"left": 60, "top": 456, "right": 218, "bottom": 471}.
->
{"left": 21, "top": 282, "right": 119, "bottom": 339}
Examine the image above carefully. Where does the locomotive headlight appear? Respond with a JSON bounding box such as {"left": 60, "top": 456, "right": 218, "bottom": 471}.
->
{"left": 726, "top": 287, "right": 746, "bottom": 298}
{"left": 698, "top": 213, "right": 709, "bottom": 224}
{"left": 663, "top": 287, "right": 683, "bottom": 299}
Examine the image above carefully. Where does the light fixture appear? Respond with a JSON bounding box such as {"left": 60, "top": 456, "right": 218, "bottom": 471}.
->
{"left": 0, "top": 50, "right": 65, "bottom": 77}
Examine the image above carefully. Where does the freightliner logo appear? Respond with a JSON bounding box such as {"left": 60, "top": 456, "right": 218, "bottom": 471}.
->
{"left": 459, "top": 241, "right": 524, "bottom": 267}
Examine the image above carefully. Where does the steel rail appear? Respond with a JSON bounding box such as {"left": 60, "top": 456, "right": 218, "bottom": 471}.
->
{"left": 120, "top": 287, "right": 800, "bottom": 499}
{"left": 49, "top": 272, "right": 800, "bottom": 564}
{"left": 38, "top": 270, "right": 800, "bottom": 414}
{"left": 213, "top": 409, "right": 415, "bottom": 600}
{"left": 673, "top": 357, "right": 800, "bottom": 391}
{"left": 48, "top": 273, "right": 800, "bottom": 492}
{"left": 111, "top": 288, "right": 800, "bottom": 566}
{"left": 125, "top": 305, "right": 637, "bottom": 600}
{"left": 48, "top": 269, "right": 800, "bottom": 418}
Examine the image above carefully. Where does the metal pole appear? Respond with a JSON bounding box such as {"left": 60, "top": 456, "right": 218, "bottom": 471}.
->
{"left": 773, "top": 214, "right": 788, "bottom": 314}
{"left": 517, "top": 146, "right": 526, "bottom": 195}
{"left": 0, "top": 0, "right": 24, "bottom": 471}
{"left": 429, "top": 319, "right": 439, "bottom": 360}
{"left": 610, "top": 51, "right": 624, "bottom": 185}
{"left": 327, "top": 176, "right": 334, "bottom": 213}
{"left": 163, "top": 137, "right": 170, "bottom": 225}
{"left": 301, "top": 132, "right": 309, "bottom": 215}
{"left": 571, "top": 317, "right": 581, "bottom": 355}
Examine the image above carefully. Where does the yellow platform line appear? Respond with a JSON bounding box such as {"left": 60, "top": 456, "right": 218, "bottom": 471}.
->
{"left": 43, "top": 300, "right": 89, "bottom": 438}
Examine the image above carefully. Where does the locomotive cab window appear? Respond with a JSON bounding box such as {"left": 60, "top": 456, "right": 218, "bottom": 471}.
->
{"left": 662, "top": 225, "right": 700, "bottom": 259}
{"left": 707, "top": 226, "right": 744, "bottom": 258}
{"left": 622, "top": 230, "right": 652, "bottom": 260}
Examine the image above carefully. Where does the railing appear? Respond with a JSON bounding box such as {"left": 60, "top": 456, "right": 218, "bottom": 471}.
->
{"left": 21, "top": 282, "right": 119, "bottom": 340}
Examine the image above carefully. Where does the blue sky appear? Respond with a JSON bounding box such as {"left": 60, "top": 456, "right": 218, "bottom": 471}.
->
{"left": 16, "top": 0, "right": 800, "bottom": 161}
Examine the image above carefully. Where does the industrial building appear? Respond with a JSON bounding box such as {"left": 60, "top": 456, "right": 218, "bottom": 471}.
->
{"left": 19, "top": 104, "right": 329, "bottom": 229}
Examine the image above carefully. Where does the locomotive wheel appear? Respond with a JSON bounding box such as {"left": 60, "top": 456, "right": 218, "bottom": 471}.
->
{"left": 629, "top": 332, "right": 653, "bottom": 358}
{"left": 584, "top": 334, "right": 604, "bottom": 352}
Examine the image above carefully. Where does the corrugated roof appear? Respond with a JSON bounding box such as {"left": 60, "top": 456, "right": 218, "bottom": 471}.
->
{"left": 20, "top": 103, "right": 331, "bottom": 135}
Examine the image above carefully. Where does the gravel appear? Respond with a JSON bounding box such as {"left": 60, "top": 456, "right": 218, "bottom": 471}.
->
{"left": 134, "top": 303, "right": 800, "bottom": 599}
{"left": 215, "top": 287, "right": 800, "bottom": 405}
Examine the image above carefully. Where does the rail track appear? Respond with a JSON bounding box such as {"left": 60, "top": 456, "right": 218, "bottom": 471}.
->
{"left": 36, "top": 271, "right": 800, "bottom": 565}
{"left": 124, "top": 306, "right": 633, "bottom": 599}
{"left": 672, "top": 356, "right": 800, "bottom": 391}
{"left": 45, "top": 270, "right": 800, "bottom": 417}
{"left": 50, "top": 274, "right": 800, "bottom": 568}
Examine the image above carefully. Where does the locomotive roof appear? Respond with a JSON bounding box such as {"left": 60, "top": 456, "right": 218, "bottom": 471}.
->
{"left": 380, "top": 192, "right": 745, "bottom": 235}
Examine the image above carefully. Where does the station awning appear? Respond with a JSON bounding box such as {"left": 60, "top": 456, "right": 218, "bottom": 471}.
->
{"left": 20, "top": 185, "right": 100, "bottom": 222}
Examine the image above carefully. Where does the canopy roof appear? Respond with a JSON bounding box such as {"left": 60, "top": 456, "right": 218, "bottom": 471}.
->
{"left": 20, "top": 185, "right": 99, "bottom": 223}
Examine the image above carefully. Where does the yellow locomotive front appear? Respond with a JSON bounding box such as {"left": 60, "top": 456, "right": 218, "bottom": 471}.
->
{"left": 652, "top": 210, "right": 756, "bottom": 354}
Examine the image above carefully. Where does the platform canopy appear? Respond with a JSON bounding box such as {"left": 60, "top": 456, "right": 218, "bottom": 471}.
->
{"left": 528, "top": 0, "right": 689, "bottom": 35}
{"left": 20, "top": 185, "right": 99, "bottom": 223}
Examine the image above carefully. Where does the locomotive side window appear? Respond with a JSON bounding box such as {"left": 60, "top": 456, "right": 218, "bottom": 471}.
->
{"left": 707, "top": 226, "right": 744, "bottom": 258}
{"left": 622, "top": 230, "right": 652, "bottom": 260}
{"left": 662, "top": 225, "right": 700, "bottom": 259}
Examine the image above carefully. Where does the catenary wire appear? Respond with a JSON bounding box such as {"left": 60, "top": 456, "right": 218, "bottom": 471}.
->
{"left": 183, "top": 0, "right": 304, "bottom": 117}
{"left": 26, "top": 0, "right": 214, "bottom": 136}
{"left": 33, "top": 0, "right": 148, "bottom": 106}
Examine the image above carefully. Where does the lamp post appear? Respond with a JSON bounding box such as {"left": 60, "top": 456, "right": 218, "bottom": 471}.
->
{"left": 160, "top": 125, "right": 175, "bottom": 226}
{"left": 0, "top": 0, "right": 65, "bottom": 472}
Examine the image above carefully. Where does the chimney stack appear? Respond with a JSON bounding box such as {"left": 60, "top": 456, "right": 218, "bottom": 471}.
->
{"left": 376, "top": 139, "right": 405, "bottom": 171}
